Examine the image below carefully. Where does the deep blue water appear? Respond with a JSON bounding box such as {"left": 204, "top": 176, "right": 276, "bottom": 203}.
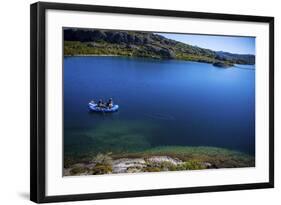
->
{"left": 64, "top": 56, "right": 255, "bottom": 156}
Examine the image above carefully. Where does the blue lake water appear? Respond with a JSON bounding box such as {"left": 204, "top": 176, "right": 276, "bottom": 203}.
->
{"left": 64, "top": 56, "right": 255, "bottom": 156}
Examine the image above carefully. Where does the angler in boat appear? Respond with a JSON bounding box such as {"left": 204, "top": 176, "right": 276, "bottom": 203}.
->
{"left": 88, "top": 98, "right": 119, "bottom": 112}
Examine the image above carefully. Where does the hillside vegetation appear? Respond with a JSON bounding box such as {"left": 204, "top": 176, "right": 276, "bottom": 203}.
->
{"left": 64, "top": 29, "right": 255, "bottom": 67}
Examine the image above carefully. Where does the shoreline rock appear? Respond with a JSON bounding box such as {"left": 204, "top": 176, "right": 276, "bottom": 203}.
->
{"left": 146, "top": 156, "right": 182, "bottom": 166}
{"left": 112, "top": 158, "right": 146, "bottom": 173}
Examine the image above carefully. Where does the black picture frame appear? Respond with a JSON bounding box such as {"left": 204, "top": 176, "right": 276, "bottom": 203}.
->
{"left": 30, "top": 2, "right": 274, "bottom": 203}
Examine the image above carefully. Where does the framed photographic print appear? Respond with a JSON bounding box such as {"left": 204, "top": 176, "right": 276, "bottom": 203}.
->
{"left": 30, "top": 2, "right": 274, "bottom": 203}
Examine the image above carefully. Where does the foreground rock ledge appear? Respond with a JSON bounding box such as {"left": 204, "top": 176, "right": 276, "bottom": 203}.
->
{"left": 64, "top": 155, "right": 214, "bottom": 176}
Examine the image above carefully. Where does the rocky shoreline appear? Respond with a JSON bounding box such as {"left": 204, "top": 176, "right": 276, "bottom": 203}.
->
{"left": 64, "top": 155, "right": 216, "bottom": 176}
{"left": 64, "top": 146, "right": 255, "bottom": 176}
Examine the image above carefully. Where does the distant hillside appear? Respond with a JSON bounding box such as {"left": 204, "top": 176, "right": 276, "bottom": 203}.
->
{"left": 215, "top": 51, "right": 255, "bottom": 65}
{"left": 64, "top": 28, "right": 255, "bottom": 67}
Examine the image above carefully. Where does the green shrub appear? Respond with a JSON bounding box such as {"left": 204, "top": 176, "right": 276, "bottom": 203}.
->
{"left": 91, "top": 164, "right": 113, "bottom": 175}
{"left": 158, "top": 161, "right": 177, "bottom": 171}
{"left": 176, "top": 160, "right": 204, "bottom": 170}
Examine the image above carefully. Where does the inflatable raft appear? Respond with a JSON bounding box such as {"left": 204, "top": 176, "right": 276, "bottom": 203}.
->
{"left": 88, "top": 102, "right": 119, "bottom": 113}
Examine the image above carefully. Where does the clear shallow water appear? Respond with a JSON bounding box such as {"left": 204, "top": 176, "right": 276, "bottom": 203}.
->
{"left": 64, "top": 56, "right": 255, "bottom": 156}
